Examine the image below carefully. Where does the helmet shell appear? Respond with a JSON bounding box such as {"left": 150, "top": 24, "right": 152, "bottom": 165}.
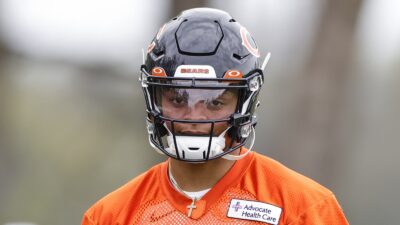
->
{"left": 145, "top": 8, "right": 260, "bottom": 78}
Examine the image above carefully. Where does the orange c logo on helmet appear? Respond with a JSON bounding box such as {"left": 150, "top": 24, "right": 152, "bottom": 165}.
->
{"left": 223, "top": 70, "right": 243, "bottom": 79}
{"left": 240, "top": 27, "right": 260, "bottom": 58}
{"left": 151, "top": 67, "right": 167, "bottom": 77}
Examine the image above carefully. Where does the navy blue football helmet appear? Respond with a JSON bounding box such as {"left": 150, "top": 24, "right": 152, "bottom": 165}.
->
{"left": 140, "top": 8, "right": 268, "bottom": 163}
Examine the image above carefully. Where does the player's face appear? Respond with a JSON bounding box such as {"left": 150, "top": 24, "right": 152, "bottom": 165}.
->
{"left": 157, "top": 87, "right": 238, "bottom": 136}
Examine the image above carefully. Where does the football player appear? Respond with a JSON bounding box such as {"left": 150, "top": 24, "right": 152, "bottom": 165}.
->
{"left": 82, "top": 8, "right": 349, "bottom": 224}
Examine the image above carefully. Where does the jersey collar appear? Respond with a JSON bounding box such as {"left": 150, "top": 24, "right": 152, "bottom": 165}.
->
{"left": 159, "top": 149, "right": 255, "bottom": 219}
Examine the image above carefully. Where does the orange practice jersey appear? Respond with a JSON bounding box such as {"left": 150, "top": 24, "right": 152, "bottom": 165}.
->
{"left": 82, "top": 151, "right": 349, "bottom": 224}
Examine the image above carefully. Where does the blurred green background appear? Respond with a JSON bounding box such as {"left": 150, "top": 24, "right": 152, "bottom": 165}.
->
{"left": 1, "top": 0, "right": 399, "bottom": 224}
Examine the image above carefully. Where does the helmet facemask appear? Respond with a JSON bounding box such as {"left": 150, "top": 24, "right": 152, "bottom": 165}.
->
{"left": 141, "top": 66, "right": 263, "bottom": 163}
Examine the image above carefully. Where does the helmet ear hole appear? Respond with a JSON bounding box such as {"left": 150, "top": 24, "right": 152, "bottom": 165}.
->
{"left": 153, "top": 49, "right": 164, "bottom": 58}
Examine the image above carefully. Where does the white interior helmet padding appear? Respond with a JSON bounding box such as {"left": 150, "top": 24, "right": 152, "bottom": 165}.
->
{"left": 160, "top": 124, "right": 256, "bottom": 161}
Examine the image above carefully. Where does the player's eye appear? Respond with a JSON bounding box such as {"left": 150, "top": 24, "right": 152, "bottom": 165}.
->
{"left": 169, "top": 95, "right": 187, "bottom": 107}
{"left": 206, "top": 99, "right": 225, "bottom": 110}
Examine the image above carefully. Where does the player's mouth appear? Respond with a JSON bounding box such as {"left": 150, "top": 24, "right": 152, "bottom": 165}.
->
{"left": 178, "top": 130, "right": 210, "bottom": 136}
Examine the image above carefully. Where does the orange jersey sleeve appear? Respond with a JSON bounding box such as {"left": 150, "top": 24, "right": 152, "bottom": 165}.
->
{"left": 82, "top": 151, "right": 349, "bottom": 224}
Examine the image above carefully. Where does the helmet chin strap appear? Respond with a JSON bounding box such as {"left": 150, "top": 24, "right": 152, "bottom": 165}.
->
{"left": 221, "top": 126, "right": 255, "bottom": 161}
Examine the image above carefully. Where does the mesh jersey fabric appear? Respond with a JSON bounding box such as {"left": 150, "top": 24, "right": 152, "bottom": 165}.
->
{"left": 82, "top": 150, "right": 349, "bottom": 224}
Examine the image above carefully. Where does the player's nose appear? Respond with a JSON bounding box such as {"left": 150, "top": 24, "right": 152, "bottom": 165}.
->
{"left": 182, "top": 102, "right": 208, "bottom": 121}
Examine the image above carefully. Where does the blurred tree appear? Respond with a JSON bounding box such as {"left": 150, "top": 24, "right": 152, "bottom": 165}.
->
{"left": 285, "top": 0, "right": 363, "bottom": 186}
{"left": 0, "top": 38, "right": 14, "bottom": 212}
{"left": 0, "top": 41, "right": 9, "bottom": 152}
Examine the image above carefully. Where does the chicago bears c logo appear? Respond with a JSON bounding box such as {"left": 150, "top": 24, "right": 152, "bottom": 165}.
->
{"left": 240, "top": 27, "right": 260, "bottom": 58}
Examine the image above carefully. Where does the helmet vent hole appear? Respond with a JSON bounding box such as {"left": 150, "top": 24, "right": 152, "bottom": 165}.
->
{"left": 233, "top": 53, "right": 249, "bottom": 61}
{"left": 153, "top": 50, "right": 164, "bottom": 57}
{"left": 188, "top": 147, "right": 200, "bottom": 151}
{"left": 229, "top": 19, "right": 236, "bottom": 22}
{"left": 172, "top": 17, "right": 177, "bottom": 20}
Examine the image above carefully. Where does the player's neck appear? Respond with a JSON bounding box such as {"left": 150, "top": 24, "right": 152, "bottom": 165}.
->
{"left": 169, "top": 151, "right": 238, "bottom": 192}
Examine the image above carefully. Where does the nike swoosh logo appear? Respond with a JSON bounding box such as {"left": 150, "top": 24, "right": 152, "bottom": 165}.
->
{"left": 149, "top": 209, "right": 175, "bottom": 222}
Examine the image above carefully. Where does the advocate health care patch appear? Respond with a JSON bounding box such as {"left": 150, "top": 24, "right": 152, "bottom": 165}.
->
{"left": 227, "top": 199, "right": 282, "bottom": 224}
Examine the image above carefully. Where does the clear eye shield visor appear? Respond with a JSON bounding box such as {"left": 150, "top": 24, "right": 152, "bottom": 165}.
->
{"left": 155, "top": 85, "right": 239, "bottom": 121}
